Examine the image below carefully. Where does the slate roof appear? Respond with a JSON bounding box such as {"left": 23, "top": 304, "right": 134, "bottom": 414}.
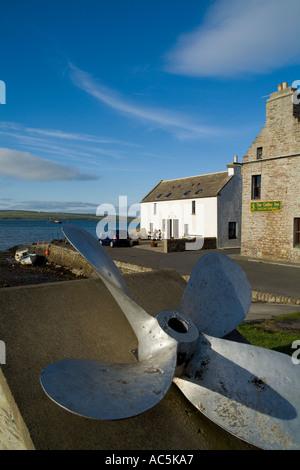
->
{"left": 141, "top": 171, "right": 232, "bottom": 203}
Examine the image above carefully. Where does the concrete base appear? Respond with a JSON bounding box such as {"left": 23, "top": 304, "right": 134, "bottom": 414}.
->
{"left": 0, "top": 369, "right": 34, "bottom": 450}
{"left": 0, "top": 270, "right": 255, "bottom": 450}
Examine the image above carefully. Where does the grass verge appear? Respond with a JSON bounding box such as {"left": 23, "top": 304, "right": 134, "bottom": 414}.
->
{"left": 237, "top": 312, "right": 300, "bottom": 357}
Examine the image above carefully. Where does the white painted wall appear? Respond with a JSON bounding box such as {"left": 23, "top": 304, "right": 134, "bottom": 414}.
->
{"left": 140, "top": 197, "right": 218, "bottom": 239}
{"left": 141, "top": 166, "right": 242, "bottom": 246}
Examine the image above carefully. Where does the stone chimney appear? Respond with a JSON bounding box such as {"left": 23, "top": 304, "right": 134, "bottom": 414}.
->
{"left": 243, "top": 82, "right": 300, "bottom": 162}
{"left": 266, "top": 82, "right": 298, "bottom": 126}
{"left": 227, "top": 156, "right": 241, "bottom": 176}
{"left": 278, "top": 82, "right": 288, "bottom": 91}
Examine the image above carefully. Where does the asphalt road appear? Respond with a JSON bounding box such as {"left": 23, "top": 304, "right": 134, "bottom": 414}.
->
{"left": 107, "top": 244, "right": 300, "bottom": 300}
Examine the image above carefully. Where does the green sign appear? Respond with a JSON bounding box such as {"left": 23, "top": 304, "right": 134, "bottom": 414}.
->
{"left": 250, "top": 201, "right": 282, "bottom": 212}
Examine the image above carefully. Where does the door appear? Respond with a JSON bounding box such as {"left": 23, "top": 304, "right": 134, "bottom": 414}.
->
{"left": 173, "top": 219, "right": 179, "bottom": 239}
{"left": 166, "top": 219, "right": 178, "bottom": 238}
{"left": 166, "top": 219, "right": 172, "bottom": 239}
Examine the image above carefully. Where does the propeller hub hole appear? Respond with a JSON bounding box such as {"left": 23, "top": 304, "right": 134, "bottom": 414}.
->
{"left": 168, "top": 317, "right": 188, "bottom": 334}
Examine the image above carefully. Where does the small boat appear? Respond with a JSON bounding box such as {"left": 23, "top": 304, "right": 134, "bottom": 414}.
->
{"left": 20, "top": 253, "right": 37, "bottom": 265}
{"left": 47, "top": 219, "right": 62, "bottom": 224}
{"left": 15, "top": 248, "right": 29, "bottom": 262}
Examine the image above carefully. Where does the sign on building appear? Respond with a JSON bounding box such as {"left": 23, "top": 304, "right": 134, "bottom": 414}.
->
{"left": 250, "top": 201, "right": 282, "bottom": 212}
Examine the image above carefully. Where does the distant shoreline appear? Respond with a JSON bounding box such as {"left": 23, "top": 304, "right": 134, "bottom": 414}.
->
{"left": 0, "top": 210, "right": 100, "bottom": 221}
{"left": 0, "top": 210, "right": 137, "bottom": 222}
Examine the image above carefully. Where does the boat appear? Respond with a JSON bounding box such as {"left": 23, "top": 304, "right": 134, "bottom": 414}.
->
{"left": 48, "top": 219, "right": 62, "bottom": 224}
{"left": 15, "top": 248, "right": 29, "bottom": 262}
{"left": 15, "top": 248, "right": 38, "bottom": 265}
{"left": 20, "top": 253, "right": 37, "bottom": 265}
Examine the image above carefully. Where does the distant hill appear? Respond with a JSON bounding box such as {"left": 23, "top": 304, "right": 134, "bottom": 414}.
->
{"left": 0, "top": 210, "right": 138, "bottom": 222}
{"left": 0, "top": 210, "right": 101, "bottom": 221}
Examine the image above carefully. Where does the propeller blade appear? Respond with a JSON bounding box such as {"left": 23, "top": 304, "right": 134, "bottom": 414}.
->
{"left": 179, "top": 253, "right": 251, "bottom": 337}
{"left": 62, "top": 224, "right": 157, "bottom": 343}
{"left": 41, "top": 343, "right": 178, "bottom": 420}
{"left": 174, "top": 334, "right": 300, "bottom": 450}
{"left": 63, "top": 224, "right": 131, "bottom": 297}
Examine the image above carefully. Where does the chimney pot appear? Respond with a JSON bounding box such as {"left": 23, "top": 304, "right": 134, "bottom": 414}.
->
{"left": 234, "top": 155, "right": 238, "bottom": 163}
{"left": 282, "top": 82, "right": 288, "bottom": 89}
{"left": 278, "top": 83, "right": 283, "bottom": 91}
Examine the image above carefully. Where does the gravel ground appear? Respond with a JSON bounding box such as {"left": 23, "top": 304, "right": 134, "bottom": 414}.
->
{"left": 0, "top": 247, "right": 85, "bottom": 288}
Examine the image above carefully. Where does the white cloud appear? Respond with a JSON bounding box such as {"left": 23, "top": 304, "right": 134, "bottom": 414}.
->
{"left": 0, "top": 148, "right": 98, "bottom": 181}
{"left": 164, "top": 0, "right": 300, "bottom": 77}
{"left": 69, "top": 64, "right": 222, "bottom": 140}
{"left": 0, "top": 121, "right": 140, "bottom": 166}
{"left": 0, "top": 121, "right": 135, "bottom": 147}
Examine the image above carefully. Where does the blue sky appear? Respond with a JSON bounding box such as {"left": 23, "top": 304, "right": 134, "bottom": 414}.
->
{"left": 0, "top": 0, "right": 300, "bottom": 215}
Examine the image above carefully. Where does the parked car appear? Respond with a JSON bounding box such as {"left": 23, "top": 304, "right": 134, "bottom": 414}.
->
{"left": 99, "top": 230, "right": 131, "bottom": 248}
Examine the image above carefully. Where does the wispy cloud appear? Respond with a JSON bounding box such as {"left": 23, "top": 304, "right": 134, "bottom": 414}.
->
{"left": 0, "top": 148, "right": 98, "bottom": 181}
{"left": 69, "top": 63, "right": 222, "bottom": 140}
{"left": 0, "top": 121, "right": 136, "bottom": 147}
{"left": 164, "top": 0, "right": 300, "bottom": 77}
{"left": 0, "top": 121, "right": 136, "bottom": 165}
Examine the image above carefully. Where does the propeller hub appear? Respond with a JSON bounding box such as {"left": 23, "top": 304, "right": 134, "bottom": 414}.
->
{"left": 156, "top": 310, "right": 199, "bottom": 344}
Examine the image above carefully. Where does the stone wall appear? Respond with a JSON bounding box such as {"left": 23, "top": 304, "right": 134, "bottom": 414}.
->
{"left": 241, "top": 83, "right": 300, "bottom": 263}
{"left": 163, "top": 237, "right": 217, "bottom": 252}
{"left": 217, "top": 164, "right": 242, "bottom": 248}
{"left": 33, "top": 242, "right": 98, "bottom": 277}
{"left": 32, "top": 242, "right": 154, "bottom": 276}
{"left": 241, "top": 155, "right": 300, "bottom": 262}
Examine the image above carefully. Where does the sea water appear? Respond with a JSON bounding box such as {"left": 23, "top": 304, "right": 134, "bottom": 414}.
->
{"left": 0, "top": 220, "right": 100, "bottom": 251}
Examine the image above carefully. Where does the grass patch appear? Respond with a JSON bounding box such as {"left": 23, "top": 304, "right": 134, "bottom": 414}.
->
{"left": 237, "top": 312, "right": 300, "bottom": 357}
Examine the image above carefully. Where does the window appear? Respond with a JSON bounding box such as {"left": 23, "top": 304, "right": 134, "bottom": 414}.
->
{"left": 184, "top": 190, "right": 191, "bottom": 196}
{"left": 228, "top": 222, "right": 237, "bottom": 239}
{"left": 195, "top": 189, "right": 202, "bottom": 194}
{"left": 257, "top": 147, "right": 263, "bottom": 159}
{"left": 294, "top": 218, "right": 300, "bottom": 247}
{"left": 156, "top": 193, "right": 163, "bottom": 199}
{"left": 166, "top": 192, "right": 172, "bottom": 197}
{"left": 251, "top": 175, "right": 261, "bottom": 199}
{"left": 192, "top": 200, "right": 196, "bottom": 214}
{"left": 153, "top": 203, "right": 156, "bottom": 215}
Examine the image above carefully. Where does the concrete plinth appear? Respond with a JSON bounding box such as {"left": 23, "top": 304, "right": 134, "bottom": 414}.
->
{"left": 0, "top": 270, "right": 254, "bottom": 450}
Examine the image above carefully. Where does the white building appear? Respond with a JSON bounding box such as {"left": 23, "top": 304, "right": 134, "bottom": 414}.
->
{"left": 140, "top": 161, "right": 242, "bottom": 248}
